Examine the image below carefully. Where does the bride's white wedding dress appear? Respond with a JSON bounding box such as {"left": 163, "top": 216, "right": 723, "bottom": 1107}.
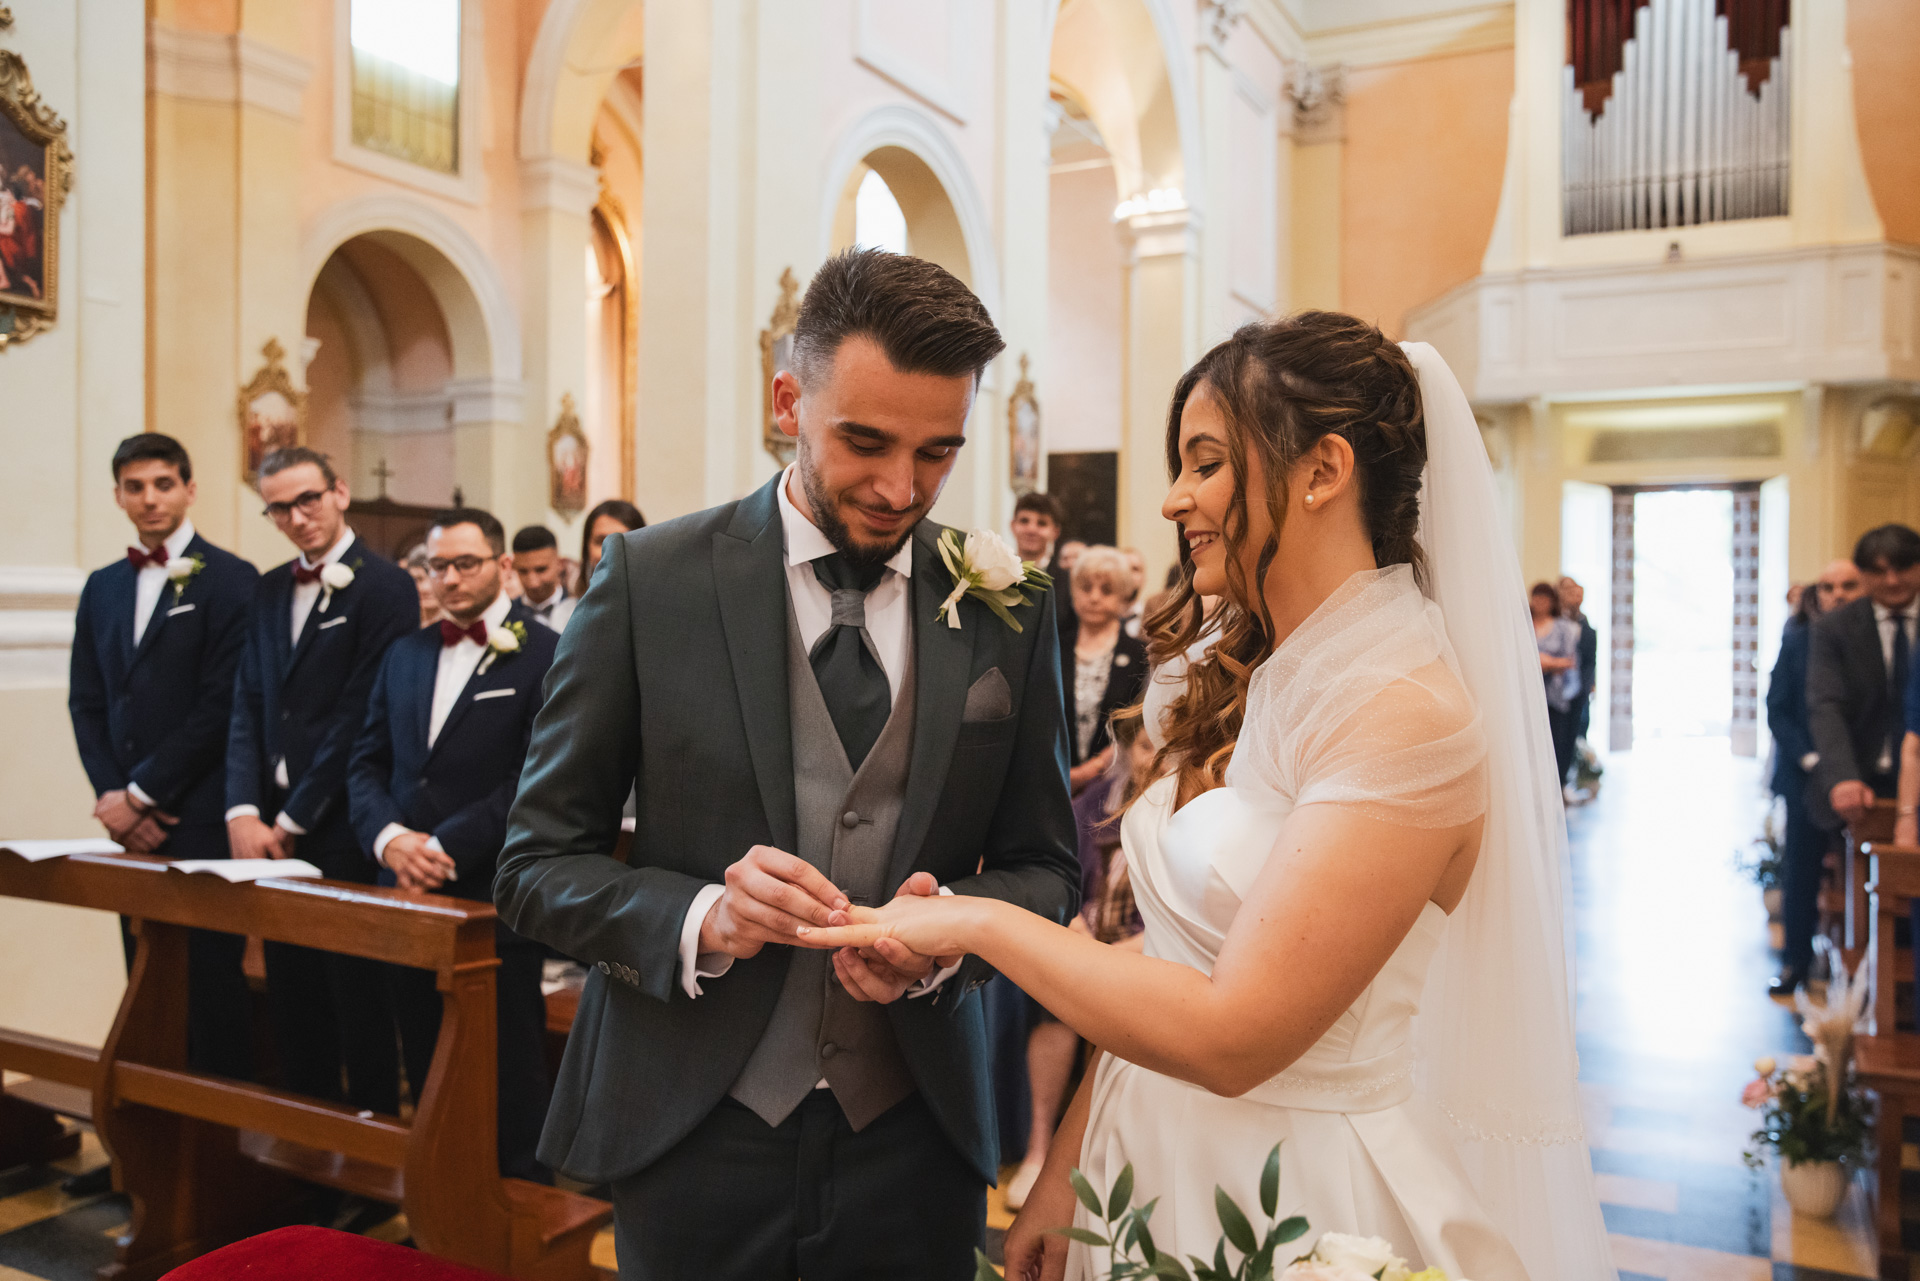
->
{"left": 1066, "top": 344, "right": 1616, "bottom": 1280}
{"left": 1069, "top": 569, "right": 1526, "bottom": 1279}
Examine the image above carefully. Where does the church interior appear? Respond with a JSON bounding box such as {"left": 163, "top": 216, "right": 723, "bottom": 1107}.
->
{"left": 2, "top": 0, "right": 1918, "bottom": 1277}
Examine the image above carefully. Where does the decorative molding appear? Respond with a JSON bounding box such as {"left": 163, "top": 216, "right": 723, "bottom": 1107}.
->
{"left": 0, "top": 567, "right": 84, "bottom": 610}
{"left": 146, "top": 23, "right": 312, "bottom": 120}
{"left": 547, "top": 392, "right": 589, "bottom": 518}
{"left": 0, "top": 569, "right": 84, "bottom": 691}
{"left": 350, "top": 388, "right": 455, "bottom": 436}
{"left": 1286, "top": 61, "right": 1346, "bottom": 145}
{"left": 1200, "top": 0, "right": 1249, "bottom": 60}
{"left": 1119, "top": 208, "right": 1200, "bottom": 262}
{"left": 1241, "top": 0, "right": 1310, "bottom": 60}
{"left": 448, "top": 376, "right": 526, "bottom": 425}
{"left": 1303, "top": 2, "right": 1513, "bottom": 69}
{"left": 853, "top": 0, "right": 970, "bottom": 125}
{"left": 519, "top": 0, "right": 588, "bottom": 162}
{"left": 237, "top": 338, "right": 306, "bottom": 484}
{"left": 519, "top": 155, "right": 601, "bottom": 216}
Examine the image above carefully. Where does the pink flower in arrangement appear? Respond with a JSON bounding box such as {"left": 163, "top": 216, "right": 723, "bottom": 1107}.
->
{"left": 1741, "top": 1077, "right": 1773, "bottom": 1108}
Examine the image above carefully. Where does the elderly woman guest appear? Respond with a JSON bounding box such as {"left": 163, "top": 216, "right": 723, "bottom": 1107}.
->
{"left": 1059, "top": 545, "right": 1149, "bottom": 795}
{"left": 576, "top": 499, "right": 645, "bottom": 595}
{"left": 1532, "top": 580, "right": 1580, "bottom": 790}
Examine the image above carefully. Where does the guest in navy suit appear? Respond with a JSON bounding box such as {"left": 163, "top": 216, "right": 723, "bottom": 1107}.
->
{"left": 348, "top": 507, "right": 557, "bottom": 1181}
{"left": 69, "top": 433, "right": 258, "bottom": 1079}
{"left": 226, "top": 447, "right": 418, "bottom": 1114}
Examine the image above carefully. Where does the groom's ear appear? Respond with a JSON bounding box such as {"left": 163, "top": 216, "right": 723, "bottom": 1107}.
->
{"left": 771, "top": 370, "right": 803, "bottom": 441}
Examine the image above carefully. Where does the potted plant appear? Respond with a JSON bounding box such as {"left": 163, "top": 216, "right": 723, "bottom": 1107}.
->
{"left": 1735, "top": 803, "right": 1786, "bottom": 921}
{"left": 1741, "top": 951, "right": 1872, "bottom": 1217}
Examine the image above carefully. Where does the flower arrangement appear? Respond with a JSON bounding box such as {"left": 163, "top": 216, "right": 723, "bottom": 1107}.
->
{"left": 163, "top": 552, "right": 205, "bottom": 604}
{"left": 976, "top": 1145, "right": 1470, "bottom": 1281}
{"left": 1734, "top": 802, "right": 1784, "bottom": 894}
{"left": 478, "top": 620, "right": 528, "bottom": 675}
{"left": 936, "top": 528, "right": 1051, "bottom": 633}
{"left": 1742, "top": 949, "right": 1872, "bottom": 1172}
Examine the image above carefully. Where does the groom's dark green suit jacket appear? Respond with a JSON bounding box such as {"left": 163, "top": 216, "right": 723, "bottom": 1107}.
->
{"left": 495, "top": 475, "right": 1080, "bottom": 1184}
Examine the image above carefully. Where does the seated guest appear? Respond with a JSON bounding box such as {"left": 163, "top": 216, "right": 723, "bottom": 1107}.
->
{"left": 404, "top": 545, "right": 442, "bottom": 628}
{"left": 1809, "top": 526, "right": 1920, "bottom": 830}
{"left": 348, "top": 507, "right": 558, "bottom": 1181}
{"left": 577, "top": 499, "right": 644, "bottom": 595}
{"left": 227, "top": 447, "right": 418, "bottom": 1114}
{"left": 512, "top": 525, "right": 575, "bottom": 632}
{"left": 69, "top": 432, "right": 257, "bottom": 1080}
{"left": 1059, "top": 545, "right": 1148, "bottom": 795}
{"left": 1055, "top": 539, "right": 1087, "bottom": 577}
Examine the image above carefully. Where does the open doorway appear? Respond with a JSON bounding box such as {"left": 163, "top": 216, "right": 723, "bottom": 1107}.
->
{"left": 1634, "top": 489, "right": 1735, "bottom": 743}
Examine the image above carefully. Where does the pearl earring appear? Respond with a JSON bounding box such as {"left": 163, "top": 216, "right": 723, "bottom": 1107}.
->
{"left": 1305, "top": 493, "right": 1315, "bottom": 506}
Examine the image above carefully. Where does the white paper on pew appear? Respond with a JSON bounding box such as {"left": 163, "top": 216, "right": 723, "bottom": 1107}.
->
{"left": 0, "top": 839, "right": 125, "bottom": 862}
{"left": 169, "top": 859, "right": 324, "bottom": 882}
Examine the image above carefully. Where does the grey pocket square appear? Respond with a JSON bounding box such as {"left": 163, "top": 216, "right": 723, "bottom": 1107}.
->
{"left": 962, "top": 668, "right": 1013, "bottom": 722}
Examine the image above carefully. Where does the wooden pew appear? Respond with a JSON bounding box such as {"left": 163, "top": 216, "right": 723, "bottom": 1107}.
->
{"left": 1843, "top": 800, "right": 1899, "bottom": 964}
{"left": 1856, "top": 836, "right": 1920, "bottom": 1279}
{"left": 0, "top": 847, "right": 609, "bottom": 1281}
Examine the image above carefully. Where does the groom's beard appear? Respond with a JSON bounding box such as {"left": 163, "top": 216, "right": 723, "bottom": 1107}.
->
{"left": 796, "top": 452, "right": 919, "bottom": 573}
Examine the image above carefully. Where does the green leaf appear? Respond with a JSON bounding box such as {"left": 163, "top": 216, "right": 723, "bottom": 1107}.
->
{"left": 1271, "top": 1216, "right": 1309, "bottom": 1245}
{"left": 1049, "top": 1226, "right": 1111, "bottom": 1247}
{"left": 1213, "top": 1239, "right": 1230, "bottom": 1279}
{"left": 973, "top": 1247, "right": 1001, "bottom": 1281}
{"left": 1070, "top": 1168, "right": 1105, "bottom": 1218}
{"left": 1214, "top": 1186, "right": 1257, "bottom": 1256}
{"left": 977, "top": 590, "right": 1026, "bottom": 633}
{"left": 1133, "top": 1218, "right": 1156, "bottom": 1261}
{"left": 1151, "top": 1257, "right": 1192, "bottom": 1280}
{"left": 1108, "top": 1164, "right": 1136, "bottom": 1221}
{"left": 1259, "top": 1143, "right": 1281, "bottom": 1219}
{"left": 1136, "top": 1197, "right": 1158, "bottom": 1227}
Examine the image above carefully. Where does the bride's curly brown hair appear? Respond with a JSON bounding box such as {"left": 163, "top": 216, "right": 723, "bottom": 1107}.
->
{"left": 1132, "top": 311, "right": 1428, "bottom": 803}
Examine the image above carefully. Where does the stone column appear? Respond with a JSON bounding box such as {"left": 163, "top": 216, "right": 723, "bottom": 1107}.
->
{"left": 1117, "top": 207, "right": 1201, "bottom": 589}
{"left": 518, "top": 156, "right": 600, "bottom": 527}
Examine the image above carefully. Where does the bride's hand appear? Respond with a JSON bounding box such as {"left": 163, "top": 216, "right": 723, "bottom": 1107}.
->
{"left": 795, "top": 890, "right": 984, "bottom": 959}
{"left": 1002, "top": 1164, "right": 1075, "bottom": 1281}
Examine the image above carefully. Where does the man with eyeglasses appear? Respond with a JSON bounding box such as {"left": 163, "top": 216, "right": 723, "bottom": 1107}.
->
{"left": 348, "top": 507, "right": 559, "bottom": 1181}
{"left": 227, "top": 447, "right": 417, "bottom": 1119}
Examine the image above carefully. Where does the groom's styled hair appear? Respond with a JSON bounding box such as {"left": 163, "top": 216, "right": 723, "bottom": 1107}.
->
{"left": 792, "top": 248, "right": 1005, "bottom": 386}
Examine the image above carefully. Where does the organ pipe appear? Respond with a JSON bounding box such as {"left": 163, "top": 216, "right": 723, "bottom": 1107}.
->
{"left": 1563, "top": 0, "right": 1788, "bottom": 235}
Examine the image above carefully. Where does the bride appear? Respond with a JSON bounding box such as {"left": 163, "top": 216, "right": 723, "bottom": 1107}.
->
{"left": 801, "top": 312, "right": 1615, "bottom": 1281}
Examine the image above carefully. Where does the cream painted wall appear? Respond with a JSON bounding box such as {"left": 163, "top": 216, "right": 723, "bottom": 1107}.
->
{"left": 0, "top": 0, "right": 149, "bottom": 1050}
{"left": 1046, "top": 164, "right": 1125, "bottom": 454}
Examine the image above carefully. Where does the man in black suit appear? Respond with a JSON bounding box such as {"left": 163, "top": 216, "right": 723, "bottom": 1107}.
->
{"left": 69, "top": 433, "right": 258, "bottom": 1079}
{"left": 226, "top": 447, "right": 418, "bottom": 1114}
{"left": 495, "top": 249, "right": 1080, "bottom": 1280}
{"left": 348, "top": 507, "right": 557, "bottom": 1181}
{"left": 1808, "top": 526, "right": 1920, "bottom": 827}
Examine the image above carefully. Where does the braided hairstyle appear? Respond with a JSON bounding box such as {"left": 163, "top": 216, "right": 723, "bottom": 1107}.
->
{"left": 1137, "top": 311, "right": 1428, "bottom": 802}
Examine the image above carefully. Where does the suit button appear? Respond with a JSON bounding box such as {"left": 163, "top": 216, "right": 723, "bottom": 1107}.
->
{"left": 597, "top": 961, "right": 610, "bottom": 974}
{"left": 820, "top": 1042, "right": 838, "bottom": 1060}
{"left": 841, "top": 811, "right": 860, "bottom": 829}
{"left": 281, "top": 711, "right": 289, "bottom": 722}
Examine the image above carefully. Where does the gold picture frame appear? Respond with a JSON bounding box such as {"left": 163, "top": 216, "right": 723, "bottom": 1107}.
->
{"left": 547, "top": 392, "right": 589, "bottom": 518}
{"left": 237, "top": 338, "right": 307, "bottom": 485}
{"left": 1008, "top": 353, "right": 1040, "bottom": 495}
{"left": 760, "top": 267, "right": 801, "bottom": 466}
{"left": 0, "top": 19, "right": 73, "bottom": 351}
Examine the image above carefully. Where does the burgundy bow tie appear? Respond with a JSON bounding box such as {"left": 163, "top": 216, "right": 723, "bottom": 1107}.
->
{"left": 292, "top": 562, "right": 324, "bottom": 586}
{"left": 439, "top": 619, "right": 489, "bottom": 648}
{"left": 127, "top": 545, "right": 170, "bottom": 571}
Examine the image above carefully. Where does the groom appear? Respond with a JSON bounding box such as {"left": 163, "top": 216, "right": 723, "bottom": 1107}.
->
{"left": 496, "top": 248, "right": 1079, "bottom": 1279}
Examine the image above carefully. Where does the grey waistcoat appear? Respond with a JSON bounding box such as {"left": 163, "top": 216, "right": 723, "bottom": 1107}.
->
{"left": 727, "top": 602, "right": 918, "bottom": 1131}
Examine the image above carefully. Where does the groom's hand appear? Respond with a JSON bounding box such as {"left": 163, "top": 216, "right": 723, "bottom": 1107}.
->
{"left": 698, "top": 845, "right": 851, "bottom": 960}
{"left": 831, "top": 872, "right": 962, "bottom": 1004}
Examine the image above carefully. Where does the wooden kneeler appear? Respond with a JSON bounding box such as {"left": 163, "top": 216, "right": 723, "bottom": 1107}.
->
{"left": 0, "top": 848, "right": 609, "bottom": 1281}
{"left": 1858, "top": 838, "right": 1920, "bottom": 1279}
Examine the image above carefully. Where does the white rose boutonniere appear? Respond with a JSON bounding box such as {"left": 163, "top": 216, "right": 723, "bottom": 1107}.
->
{"left": 935, "top": 528, "right": 1053, "bottom": 633}
{"left": 1304, "top": 1233, "right": 1414, "bottom": 1281}
{"left": 316, "top": 558, "right": 357, "bottom": 613}
{"left": 478, "top": 619, "right": 528, "bottom": 675}
{"left": 164, "top": 553, "right": 205, "bottom": 604}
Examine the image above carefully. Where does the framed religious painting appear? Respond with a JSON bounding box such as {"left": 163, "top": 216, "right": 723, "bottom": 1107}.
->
{"left": 760, "top": 267, "right": 800, "bottom": 466}
{"left": 1007, "top": 353, "right": 1040, "bottom": 495}
{"left": 0, "top": 27, "right": 74, "bottom": 350}
{"left": 236, "top": 338, "right": 307, "bottom": 484}
{"left": 547, "top": 393, "right": 589, "bottom": 518}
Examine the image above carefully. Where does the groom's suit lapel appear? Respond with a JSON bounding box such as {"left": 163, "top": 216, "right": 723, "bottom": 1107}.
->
{"left": 886, "top": 521, "right": 977, "bottom": 892}
{"left": 713, "top": 479, "right": 799, "bottom": 855}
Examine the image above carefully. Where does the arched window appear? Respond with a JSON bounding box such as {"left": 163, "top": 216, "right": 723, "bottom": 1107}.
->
{"left": 853, "top": 169, "right": 908, "bottom": 255}
{"left": 350, "top": 0, "right": 462, "bottom": 173}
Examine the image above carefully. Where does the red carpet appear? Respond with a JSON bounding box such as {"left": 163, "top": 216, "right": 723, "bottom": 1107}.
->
{"left": 160, "top": 1226, "right": 510, "bottom": 1280}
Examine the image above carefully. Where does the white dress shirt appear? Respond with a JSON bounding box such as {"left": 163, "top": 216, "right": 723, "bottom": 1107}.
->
{"left": 225, "top": 528, "right": 359, "bottom": 834}
{"left": 132, "top": 518, "right": 197, "bottom": 647}
{"left": 372, "top": 591, "right": 514, "bottom": 869}
{"left": 1874, "top": 599, "right": 1920, "bottom": 773}
{"left": 124, "top": 521, "right": 199, "bottom": 809}
{"left": 676, "top": 468, "right": 957, "bottom": 1004}
{"left": 527, "top": 586, "right": 577, "bottom": 633}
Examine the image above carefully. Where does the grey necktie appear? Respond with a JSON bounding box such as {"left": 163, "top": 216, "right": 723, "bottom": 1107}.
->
{"left": 810, "top": 553, "right": 890, "bottom": 770}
